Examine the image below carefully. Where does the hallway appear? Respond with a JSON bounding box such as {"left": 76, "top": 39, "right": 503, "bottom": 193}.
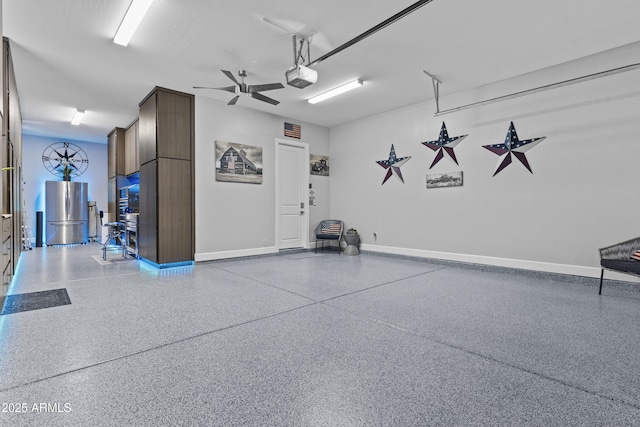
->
{"left": 1, "top": 244, "right": 639, "bottom": 426}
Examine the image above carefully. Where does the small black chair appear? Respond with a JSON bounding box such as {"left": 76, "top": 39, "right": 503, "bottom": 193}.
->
{"left": 314, "top": 220, "right": 344, "bottom": 254}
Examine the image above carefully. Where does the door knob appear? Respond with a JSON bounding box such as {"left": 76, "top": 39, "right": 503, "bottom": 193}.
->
{"left": 299, "top": 210, "right": 304, "bottom": 215}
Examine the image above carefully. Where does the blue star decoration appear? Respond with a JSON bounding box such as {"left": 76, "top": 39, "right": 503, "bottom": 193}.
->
{"left": 376, "top": 144, "right": 412, "bottom": 185}
{"left": 421, "top": 122, "right": 468, "bottom": 168}
{"left": 483, "top": 122, "right": 546, "bottom": 176}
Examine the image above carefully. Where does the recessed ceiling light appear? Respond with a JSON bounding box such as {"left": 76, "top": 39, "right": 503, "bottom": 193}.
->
{"left": 71, "top": 109, "right": 85, "bottom": 126}
{"left": 113, "top": 0, "right": 155, "bottom": 47}
{"left": 308, "top": 80, "right": 363, "bottom": 104}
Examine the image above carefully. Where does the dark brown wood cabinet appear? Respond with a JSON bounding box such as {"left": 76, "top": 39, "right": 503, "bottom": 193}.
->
{"left": 107, "top": 177, "right": 116, "bottom": 222}
{"left": 124, "top": 120, "right": 139, "bottom": 176}
{"left": 107, "top": 127, "right": 126, "bottom": 222}
{"left": 107, "top": 175, "right": 129, "bottom": 223}
{"left": 2, "top": 38, "right": 23, "bottom": 293}
{"left": 139, "top": 161, "right": 157, "bottom": 261}
{"left": 138, "top": 87, "right": 194, "bottom": 264}
{"left": 138, "top": 94, "right": 156, "bottom": 166}
{"left": 107, "top": 127, "right": 125, "bottom": 178}
{"left": 139, "top": 88, "right": 192, "bottom": 164}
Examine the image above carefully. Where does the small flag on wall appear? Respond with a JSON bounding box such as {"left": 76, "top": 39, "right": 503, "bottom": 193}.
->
{"left": 284, "top": 122, "right": 301, "bottom": 139}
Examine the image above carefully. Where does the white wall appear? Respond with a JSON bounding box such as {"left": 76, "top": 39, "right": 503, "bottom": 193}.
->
{"left": 194, "top": 96, "right": 330, "bottom": 261}
{"left": 329, "top": 43, "right": 640, "bottom": 278}
{"left": 22, "top": 134, "right": 108, "bottom": 244}
{"left": 21, "top": 44, "right": 637, "bottom": 282}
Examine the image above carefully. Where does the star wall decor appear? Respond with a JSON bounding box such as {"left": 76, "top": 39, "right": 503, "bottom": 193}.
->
{"left": 376, "top": 144, "right": 412, "bottom": 185}
{"left": 483, "top": 122, "right": 546, "bottom": 176}
{"left": 421, "top": 122, "right": 468, "bottom": 168}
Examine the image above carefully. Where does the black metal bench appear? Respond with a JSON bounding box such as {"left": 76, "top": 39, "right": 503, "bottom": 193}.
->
{"left": 598, "top": 237, "right": 640, "bottom": 294}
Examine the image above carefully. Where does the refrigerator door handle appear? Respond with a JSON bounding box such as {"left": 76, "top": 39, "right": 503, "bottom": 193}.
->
{"left": 65, "top": 186, "right": 71, "bottom": 219}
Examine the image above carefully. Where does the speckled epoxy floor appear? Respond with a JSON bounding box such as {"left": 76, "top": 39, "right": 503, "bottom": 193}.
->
{"left": 0, "top": 244, "right": 639, "bottom": 426}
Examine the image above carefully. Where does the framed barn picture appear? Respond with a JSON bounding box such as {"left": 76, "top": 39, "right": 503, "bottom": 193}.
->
{"left": 215, "top": 140, "right": 263, "bottom": 184}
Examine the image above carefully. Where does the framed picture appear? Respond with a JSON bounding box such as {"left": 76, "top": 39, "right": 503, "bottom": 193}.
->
{"left": 310, "top": 154, "right": 330, "bottom": 176}
{"left": 426, "top": 171, "right": 463, "bottom": 189}
{"left": 215, "top": 140, "right": 263, "bottom": 184}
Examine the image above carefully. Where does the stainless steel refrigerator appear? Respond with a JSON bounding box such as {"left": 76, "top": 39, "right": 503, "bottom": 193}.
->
{"left": 45, "top": 181, "right": 89, "bottom": 245}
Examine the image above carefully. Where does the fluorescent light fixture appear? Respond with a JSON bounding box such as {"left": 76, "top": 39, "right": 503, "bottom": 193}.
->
{"left": 308, "top": 79, "right": 363, "bottom": 104}
{"left": 71, "top": 109, "right": 85, "bottom": 126}
{"left": 113, "top": 0, "right": 155, "bottom": 46}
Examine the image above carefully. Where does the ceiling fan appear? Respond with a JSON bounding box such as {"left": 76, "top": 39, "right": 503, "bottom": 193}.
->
{"left": 194, "top": 70, "right": 284, "bottom": 105}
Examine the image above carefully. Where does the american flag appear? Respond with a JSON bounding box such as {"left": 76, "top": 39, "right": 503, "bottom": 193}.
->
{"left": 284, "top": 122, "right": 301, "bottom": 139}
{"left": 321, "top": 222, "right": 341, "bottom": 234}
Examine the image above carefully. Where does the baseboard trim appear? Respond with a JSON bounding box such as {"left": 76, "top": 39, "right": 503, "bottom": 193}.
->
{"left": 196, "top": 243, "right": 639, "bottom": 284}
{"left": 359, "top": 243, "right": 606, "bottom": 279}
{"left": 195, "top": 246, "right": 278, "bottom": 262}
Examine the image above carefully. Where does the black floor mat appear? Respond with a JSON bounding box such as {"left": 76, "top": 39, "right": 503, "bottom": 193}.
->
{"left": 1, "top": 288, "right": 71, "bottom": 315}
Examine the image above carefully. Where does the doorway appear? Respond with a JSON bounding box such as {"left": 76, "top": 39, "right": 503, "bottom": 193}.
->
{"left": 275, "top": 138, "right": 309, "bottom": 250}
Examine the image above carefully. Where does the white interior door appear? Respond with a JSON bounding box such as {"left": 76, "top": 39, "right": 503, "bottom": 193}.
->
{"left": 276, "top": 140, "right": 308, "bottom": 249}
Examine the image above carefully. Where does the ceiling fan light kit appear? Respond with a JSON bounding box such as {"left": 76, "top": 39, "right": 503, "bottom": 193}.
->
{"left": 308, "top": 80, "right": 363, "bottom": 104}
{"left": 113, "top": 0, "right": 155, "bottom": 46}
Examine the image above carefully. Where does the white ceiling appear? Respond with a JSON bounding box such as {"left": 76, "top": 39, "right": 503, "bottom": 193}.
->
{"left": 3, "top": 0, "right": 640, "bottom": 143}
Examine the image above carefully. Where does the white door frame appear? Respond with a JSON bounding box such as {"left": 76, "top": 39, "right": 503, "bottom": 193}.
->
{"left": 275, "top": 138, "right": 310, "bottom": 250}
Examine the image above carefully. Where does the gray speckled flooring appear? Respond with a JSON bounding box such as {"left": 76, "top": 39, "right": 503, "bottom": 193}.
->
{"left": 0, "top": 244, "right": 639, "bottom": 426}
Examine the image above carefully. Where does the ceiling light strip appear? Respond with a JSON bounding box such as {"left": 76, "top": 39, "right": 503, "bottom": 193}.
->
{"left": 71, "top": 109, "right": 85, "bottom": 126}
{"left": 308, "top": 80, "right": 363, "bottom": 104}
{"left": 113, "top": 0, "right": 155, "bottom": 46}
{"left": 307, "top": 0, "right": 435, "bottom": 68}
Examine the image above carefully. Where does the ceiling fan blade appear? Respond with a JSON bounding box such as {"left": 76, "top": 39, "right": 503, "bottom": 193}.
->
{"left": 216, "top": 85, "right": 238, "bottom": 93}
{"left": 193, "top": 85, "right": 237, "bottom": 93}
{"left": 227, "top": 95, "right": 240, "bottom": 105}
{"left": 221, "top": 70, "right": 240, "bottom": 86}
{"left": 248, "top": 83, "right": 284, "bottom": 93}
{"left": 250, "top": 92, "right": 280, "bottom": 106}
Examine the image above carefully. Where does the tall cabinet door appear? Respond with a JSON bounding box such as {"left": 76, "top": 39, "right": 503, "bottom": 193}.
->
{"left": 157, "top": 90, "right": 192, "bottom": 160}
{"left": 124, "top": 120, "right": 139, "bottom": 176}
{"left": 107, "top": 177, "right": 116, "bottom": 222}
{"left": 138, "top": 161, "right": 157, "bottom": 262}
{"left": 107, "top": 127, "right": 126, "bottom": 222}
{"left": 108, "top": 128, "right": 125, "bottom": 177}
{"left": 138, "top": 93, "right": 157, "bottom": 165}
{"left": 157, "top": 158, "right": 192, "bottom": 263}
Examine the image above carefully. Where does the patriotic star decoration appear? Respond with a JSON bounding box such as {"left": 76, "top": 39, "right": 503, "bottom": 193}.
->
{"left": 421, "top": 122, "right": 468, "bottom": 169}
{"left": 483, "top": 122, "right": 546, "bottom": 176}
{"left": 376, "top": 144, "right": 412, "bottom": 185}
